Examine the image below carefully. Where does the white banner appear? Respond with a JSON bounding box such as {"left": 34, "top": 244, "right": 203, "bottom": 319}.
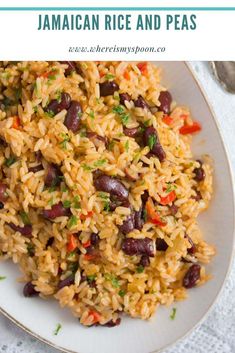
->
{"left": 0, "top": 2, "right": 235, "bottom": 59}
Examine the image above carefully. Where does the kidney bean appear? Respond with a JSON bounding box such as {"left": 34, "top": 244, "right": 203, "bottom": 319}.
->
{"left": 0, "top": 202, "right": 4, "bottom": 209}
{"left": 141, "top": 191, "right": 149, "bottom": 204}
{"left": 134, "top": 96, "right": 149, "bottom": 109}
{"left": 156, "top": 238, "right": 168, "bottom": 251}
{"left": 123, "top": 127, "right": 139, "bottom": 138}
{"left": 103, "top": 318, "right": 121, "bottom": 327}
{"left": 42, "top": 202, "right": 71, "bottom": 220}
{"left": 58, "top": 274, "right": 75, "bottom": 290}
{"left": 193, "top": 166, "right": 205, "bottom": 182}
{"left": 44, "top": 164, "right": 62, "bottom": 188}
{"left": 134, "top": 207, "right": 144, "bottom": 231}
{"left": 99, "top": 81, "right": 119, "bottom": 97}
{"left": 94, "top": 174, "right": 129, "bottom": 201}
{"left": 64, "top": 100, "right": 82, "bottom": 133}
{"left": 122, "top": 237, "right": 154, "bottom": 257}
{"left": 46, "top": 237, "right": 54, "bottom": 248}
{"left": 183, "top": 264, "right": 201, "bottom": 288}
{"left": 45, "top": 92, "right": 71, "bottom": 115}
{"left": 7, "top": 223, "right": 32, "bottom": 238}
{"left": 23, "top": 282, "right": 39, "bottom": 297}
{"left": 60, "top": 61, "right": 80, "bottom": 76}
{"left": 35, "top": 151, "right": 42, "bottom": 162}
{"left": 90, "top": 233, "right": 100, "bottom": 246}
{"left": 158, "top": 91, "right": 172, "bottom": 114}
{"left": 139, "top": 254, "right": 150, "bottom": 267}
{"left": 86, "top": 132, "right": 108, "bottom": 147}
{"left": 143, "top": 126, "right": 166, "bottom": 162}
{"left": 168, "top": 204, "right": 179, "bottom": 216}
{"left": 119, "top": 213, "right": 135, "bottom": 235}
{"left": 0, "top": 183, "right": 8, "bottom": 202}
{"left": 119, "top": 93, "right": 131, "bottom": 106}
{"left": 185, "top": 234, "right": 196, "bottom": 255}
{"left": 28, "top": 164, "right": 43, "bottom": 173}
{"left": 192, "top": 190, "right": 202, "bottom": 201}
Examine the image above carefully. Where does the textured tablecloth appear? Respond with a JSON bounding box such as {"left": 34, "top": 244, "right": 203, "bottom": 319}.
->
{"left": 0, "top": 61, "right": 234, "bottom": 353}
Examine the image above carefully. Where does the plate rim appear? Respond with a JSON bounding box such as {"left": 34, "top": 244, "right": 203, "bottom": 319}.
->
{"left": 0, "top": 61, "right": 234, "bottom": 353}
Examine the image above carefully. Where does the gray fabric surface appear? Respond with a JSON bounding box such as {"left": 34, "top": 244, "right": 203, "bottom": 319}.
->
{"left": 0, "top": 61, "right": 234, "bottom": 353}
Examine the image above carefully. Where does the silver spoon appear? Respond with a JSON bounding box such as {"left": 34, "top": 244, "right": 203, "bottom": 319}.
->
{"left": 211, "top": 61, "right": 235, "bottom": 94}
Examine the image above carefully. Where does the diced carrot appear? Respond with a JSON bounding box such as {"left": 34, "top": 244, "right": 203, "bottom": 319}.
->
{"left": 67, "top": 234, "right": 77, "bottom": 252}
{"left": 80, "top": 211, "right": 93, "bottom": 221}
{"left": 162, "top": 115, "right": 174, "bottom": 125}
{"left": 83, "top": 240, "right": 91, "bottom": 248}
{"left": 89, "top": 310, "right": 101, "bottom": 324}
{"left": 84, "top": 254, "right": 95, "bottom": 261}
{"left": 12, "top": 116, "right": 21, "bottom": 130}
{"left": 160, "top": 191, "right": 176, "bottom": 205}
{"left": 99, "top": 71, "right": 105, "bottom": 78}
{"left": 124, "top": 70, "right": 130, "bottom": 80}
{"left": 145, "top": 197, "right": 167, "bottom": 227}
{"left": 137, "top": 62, "right": 148, "bottom": 76}
{"left": 179, "top": 121, "right": 202, "bottom": 135}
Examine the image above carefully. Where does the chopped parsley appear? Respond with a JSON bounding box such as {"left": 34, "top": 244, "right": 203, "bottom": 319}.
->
{"left": 0, "top": 276, "right": 6, "bottom": 281}
{"left": 94, "top": 159, "right": 106, "bottom": 167}
{"left": 45, "top": 110, "right": 55, "bottom": 118}
{"left": 147, "top": 134, "right": 157, "bottom": 150}
{"left": 170, "top": 307, "right": 177, "bottom": 320}
{"left": 79, "top": 128, "right": 87, "bottom": 137}
{"left": 48, "top": 186, "right": 56, "bottom": 193}
{"left": 143, "top": 120, "right": 151, "bottom": 127}
{"left": 48, "top": 197, "right": 54, "bottom": 206}
{"left": 124, "top": 140, "right": 129, "bottom": 152}
{"left": 81, "top": 164, "right": 93, "bottom": 171}
{"left": 27, "top": 243, "right": 35, "bottom": 257}
{"left": 143, "top": 208, "right": 147, "bottom": 222}
{"left": 19, "top": 211, "right": 31, "bottom": 225}
{"left": 53, "top": 323, "right": 62, "bottom": 336}
{"left": 67, "top": 262, "right": 79, "bottom": 273}
{"left": 165, "top": 182, "right": 177, "bottom": 193}
{"left": 118, "top": 289, "right": 126, "bottom": 297}
{"left": 107, "top": 139, "right": 115, "bottom": 151}
{"left": 87, "top": 274, "right": 96, "bottom": 283}
{"left": 67, "top": 251, "right": 77, "bottom": 260}
{"left": 88, "top": 110, "right": 95, "bottom": 119}
{"left": 5, "top": 156, "right": 17, "bottom": 167}
{"left": 62, "top": 200, "right": 71, "bottom": 208}
{"left": 98, "top": 192, "right": 110, "bottom": 212}
{"left": 112, "top": 105, "right": 130, "bottom": 127}
{"left": 98, "top": 192, "right": 109, "bottom": 199}
{"left": 68, "top": 215, "right": 78, "bottom": 229}
{"left": 104, "top": 273, "right": 120, "bottom": 288}
{"left": 56, "top": 91, "right": 62, "bottom": 103}
{"left": 60, "top": 133, "right": 70, "bottom": 150}
{"left": 73, "top": 196, "right": 81, "bottom": 209}
{"left": 136, "top": 265, "right": 144, "bottom": 273}
{"left": 105, "top": 73, "right": 115, "bottom": 80}
{"left": 103, "top": 201, "right": 110, "bottom": 212}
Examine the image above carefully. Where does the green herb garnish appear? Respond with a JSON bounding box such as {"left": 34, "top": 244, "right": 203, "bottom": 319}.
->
{"left": 147, "top": 134, "right": 157, "bottom": 150}
{"left": 118, "top": 289, "right": 126, "bottom": 297}
{"left": 89, "top": 110, "right": 95, "bottom": 119}
{"left": 81, "top": 164, "right": 93, "bottom": 171}
{"left": 19, "top": 211, "right": 31, "bottom": 225}
{"left": 98, "top": 192, "right": 109, "bottom": 199}
{"left": 27, "top": 243, "right": 35, "bottom": 257}
{"left": 45, "top": 110, "right": 55, "bottom": 118}
{"left": 87, "top": 275, "right": 96, "bottom": 283}
{"left": 165, "top": 182, "right": 177, "bottom": 193}
{"left": 136, "top": 265, "right": 144, "bottom": 273}
{"left": 124, "top": 140, "right": 129, "bottom": 152}
{"left": 94, "top": 159, "right": 106, "bottom": 167}
{"left": 60, "top": 133, "right": 70, "bottom": 150}
{"left": 56, "top": 91, "right": 62, "bottom": 103}
{"left": 170, "top": 307, "right": 177, "bottom": 320}
{"left": 67, "top": 262, "right": 79, "bottom": 273}
{"left": 104, "top": 273, "right": 120, "bottom": 288}
{"left": 0, "top": 276, "right": 6, "bottom": 281}
{"left": 73, "top": 196, "right": 81, "bottom": 209}
{"left": 5, "top": 156, "right": 17, "bottom": 167}
{"left": 113, "top": 105, "right": 125, "bottom": 115}
{"left": 67, "top": 251, "right": 77, "bottom": 260}
{"left": 79, "top": 128, "right": 87, "bottom": 137}
{"left": 53, "top": 323, "right": 62, "bottom": 336}
{"left": 63, "top": 200, "right": 71, "bottom": 208}
{"left": 61, "top": 185, "right": 68, "bottom": 193}
{"left": 120, "top": 114, "right": 129, "bottom": 126}
{"left": 48, "top": 197, "right": 54, "bottom": 206}
{"left": 68, "top": 215, "right": 78, "bottom": 229}
{"left": 143, "top": 208, "right": 147, "bottom": 222}
{"left": 105, "top": 73, "right": 115, "bottom": 80}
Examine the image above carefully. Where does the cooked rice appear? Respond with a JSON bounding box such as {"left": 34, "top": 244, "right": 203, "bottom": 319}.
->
{"left": 0, "top": 61, "right": 215, "bottom": 326}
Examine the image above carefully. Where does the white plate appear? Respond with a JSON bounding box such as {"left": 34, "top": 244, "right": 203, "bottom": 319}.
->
{"left": 0, "top": 62, "right": 234, "bottom": 353}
